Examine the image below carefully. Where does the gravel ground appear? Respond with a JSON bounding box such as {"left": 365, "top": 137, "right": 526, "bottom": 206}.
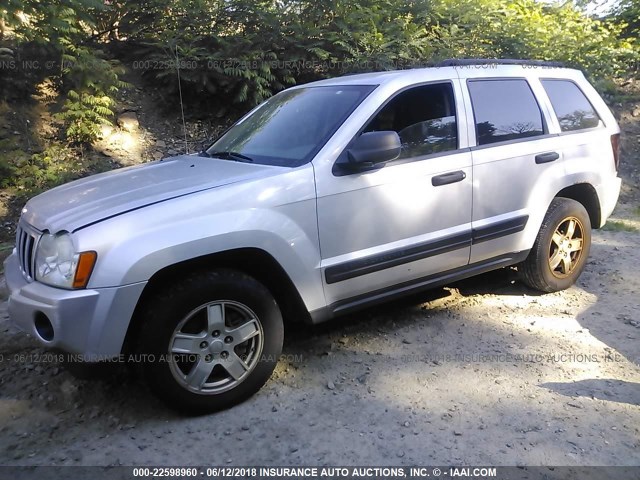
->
{"left": 0, "top": 220, "right": 639, "bottom": 467}
{"left": 1, "top": 70, "right": 639, "bottom": 473}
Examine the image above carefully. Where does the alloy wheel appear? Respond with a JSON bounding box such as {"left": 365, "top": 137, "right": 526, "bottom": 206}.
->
{"left": 167, "top": 300, "right": 264, "bottom": 394}
{"left": 548, "top": 216, "right": 585, "bottom": 278}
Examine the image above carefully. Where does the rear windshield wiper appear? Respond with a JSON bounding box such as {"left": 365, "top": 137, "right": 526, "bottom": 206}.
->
{"left": 204, "top": 151, "right": 254, "bottom": 163}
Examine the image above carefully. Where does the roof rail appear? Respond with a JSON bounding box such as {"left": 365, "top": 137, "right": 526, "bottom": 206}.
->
{"left": 436, "top": 58, "right": 566, "bottom": 68}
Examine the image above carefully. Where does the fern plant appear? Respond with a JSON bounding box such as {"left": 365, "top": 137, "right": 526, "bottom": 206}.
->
{"left": 55, "top": 43, "right": 129, "bottom": 144}
{"left": 56, "top": 90, "right": 115, "bottom": 144}
{"left": 2, "top": 0, "right": 128, "bottom": 144}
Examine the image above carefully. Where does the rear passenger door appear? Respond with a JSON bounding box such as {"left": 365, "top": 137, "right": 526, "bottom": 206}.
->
{"left": 462, "top": 77, "right": 567, "bottom": 264}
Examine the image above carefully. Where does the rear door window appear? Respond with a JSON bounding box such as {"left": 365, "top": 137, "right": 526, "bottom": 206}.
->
{"left": 468, "top": 79, "right": 545, "bottom": 146}
{"left": 541, "top": 79, "right": 603, "bottom": 132}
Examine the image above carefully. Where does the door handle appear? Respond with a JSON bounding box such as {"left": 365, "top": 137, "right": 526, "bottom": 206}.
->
{"left": 432, "top": 170, "right": 466, "bottom": 186}
{"left": 535, "top": 152, "right": 560, "bottom": 164}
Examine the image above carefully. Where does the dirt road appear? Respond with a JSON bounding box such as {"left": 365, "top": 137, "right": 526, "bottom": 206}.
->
{"left": 1, "top": 218, "right": 639, "bottom": 467}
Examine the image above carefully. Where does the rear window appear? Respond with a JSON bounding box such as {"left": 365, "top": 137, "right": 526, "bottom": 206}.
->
{"left": 468, "top": 79, "right": 545, "bottom": 146}
{"left": 541, "top": 79, "right": 603, "bottom": 132}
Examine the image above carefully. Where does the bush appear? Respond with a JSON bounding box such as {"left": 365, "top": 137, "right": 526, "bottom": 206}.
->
{"left": 2, "top": 0, "right": 639, "bottom": 137}
{"left": 55, "top": 45, "right": 128, "bottom": 144}
{"left": 115, "top": 0, "right": 638, "bottom": 113}
{"left": 428, "top": 0, "right": 637, "bottom": 79}
{"left": 1, "top": 0, "right": 128, "bottom": 144}
{"left": 0, "top": 143, "right": 84, "bottom": 196}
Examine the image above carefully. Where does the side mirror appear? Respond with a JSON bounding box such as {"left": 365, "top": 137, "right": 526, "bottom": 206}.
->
{"left": 346, "top": 131, "right": 401, "bottom": 169}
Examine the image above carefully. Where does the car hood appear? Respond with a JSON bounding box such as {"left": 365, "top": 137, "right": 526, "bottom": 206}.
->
{"left": 21, "top": 155, "right": 279, "bottom": 233}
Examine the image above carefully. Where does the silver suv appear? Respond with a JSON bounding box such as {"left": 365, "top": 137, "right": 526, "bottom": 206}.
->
{"left": 4, "top": 60, "right": 622, "bottom": 412}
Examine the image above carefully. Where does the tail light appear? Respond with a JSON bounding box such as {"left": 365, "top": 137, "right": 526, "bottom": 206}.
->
{"left": 610, "top": 133, "right": 620, "bottom": 171}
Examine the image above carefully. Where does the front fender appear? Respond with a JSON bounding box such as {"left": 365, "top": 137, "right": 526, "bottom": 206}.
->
{"left": 73, "top": 166, "right": 326, "bottom": 312}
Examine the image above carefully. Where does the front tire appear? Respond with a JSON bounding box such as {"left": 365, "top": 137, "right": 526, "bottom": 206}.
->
{"left": 519, "top": 198, "right": 591, "bottom": 293}
{"left": 138, "top": 269, "right": 283, "bottom": 413}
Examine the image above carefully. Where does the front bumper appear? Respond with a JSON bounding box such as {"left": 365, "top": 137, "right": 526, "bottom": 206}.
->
{"left": 4, "top": 252, "right": 146, "bottom": 361}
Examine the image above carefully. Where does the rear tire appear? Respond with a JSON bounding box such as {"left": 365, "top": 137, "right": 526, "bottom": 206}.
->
{"left": 519, "top": 198, "right": 591, "bottom": 293}
{"left": 137, "top": 269, "right": 283, "bottom": 413}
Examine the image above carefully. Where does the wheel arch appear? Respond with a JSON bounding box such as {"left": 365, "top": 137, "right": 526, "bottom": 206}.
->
{"left": 555, "top": 183, "right": 601, "bottom": 229}
{"left": 121, "top": 248, "right": 311, "bottom": 355}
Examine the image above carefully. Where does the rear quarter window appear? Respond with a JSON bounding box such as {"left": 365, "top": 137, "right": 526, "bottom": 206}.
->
{"left": 541, "top": 79, "right": 603, "bottom": 132}
{"left": 468, "top": 79, "right": 545, "bottom": 146}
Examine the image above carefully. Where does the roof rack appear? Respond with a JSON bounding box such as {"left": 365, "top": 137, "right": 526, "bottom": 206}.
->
{"left": 436, "top": 58, "right": 566, "bottom": 68}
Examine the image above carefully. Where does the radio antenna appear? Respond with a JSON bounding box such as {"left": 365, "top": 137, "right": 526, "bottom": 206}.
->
{"left": 174, "top": 43, "right": 189, "bottom": 154}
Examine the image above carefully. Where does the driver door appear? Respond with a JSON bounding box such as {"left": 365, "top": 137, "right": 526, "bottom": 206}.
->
{"left": 316, "top": 80, "right": 473, "bottom": 306}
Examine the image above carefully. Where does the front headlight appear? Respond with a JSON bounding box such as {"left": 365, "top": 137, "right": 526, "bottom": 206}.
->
{"left": 35, "top": 233, "right": 97, "bottom": 289}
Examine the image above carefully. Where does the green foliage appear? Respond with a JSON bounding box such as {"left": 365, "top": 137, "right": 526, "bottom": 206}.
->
{"left": 122, "top": 0, "right": 435, "bottom": 109}
{"left": 56, "top": 90, "right": 115, "bottom": 144}
{"left": 1, "top": 0, "right": 102, "bottom": 42}
{"left": 0, "top": 144, "right": 81, "bottom": 194}
{"left": 0, "top": 0, "right": 638, "bottom": 240}
{"left": 55, "top": 44, "right": 128, "bottom": 143}
{"left": 428, "top": 0, "right": 637, "bottom": 78}
{"left": 0, "top": 41, "right": 57, "bottom": 100}
{"left": 289, "top": 0, "right": 434, "bottom": 74}
{"left": 111, "top": 0, "right": 638, "bottom": 112}
{"left": 607, "top": 0, "right": 640, "bottom": 76}
{"left": 135, "top": 39, "right": 294, "bottom": 111}
{"left": 125, "top": 0, "right": 299, "bottom": 111}
{"left": 0, "top": 144, "right": 29, "bottom": 188}
{"left": 1, "top": 0, "right": 127, "bottom": 144}
{"left": 610, "top": 0, "right": 640, "bottom": 38}
{"left": 2, "top": 0, "right": 639, "bottom": 130}
{"left": 602, "top": 220, "right": 639, "bottom": 232}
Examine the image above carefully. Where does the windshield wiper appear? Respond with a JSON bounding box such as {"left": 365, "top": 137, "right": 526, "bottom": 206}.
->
{"left": 205, "top": 151, "right": 254, "bottom": 163}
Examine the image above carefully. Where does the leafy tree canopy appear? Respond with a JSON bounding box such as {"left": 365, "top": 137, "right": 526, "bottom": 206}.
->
{"left": 0, "top": 0, "right": 638, "bottom": 143}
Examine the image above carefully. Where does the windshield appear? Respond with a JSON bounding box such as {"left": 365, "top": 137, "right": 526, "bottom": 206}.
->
{"left": 206, "top": 85, "right": 376, "bottom": 167}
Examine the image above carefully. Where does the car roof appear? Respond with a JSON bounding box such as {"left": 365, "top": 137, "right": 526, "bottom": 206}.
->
{"left": 295, "top": 64, "right": 584, "bottom": 90}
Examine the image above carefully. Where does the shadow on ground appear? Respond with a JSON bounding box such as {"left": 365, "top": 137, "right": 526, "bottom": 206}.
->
{"left": 541, "top": 379, "right": 640, "bottom": 406}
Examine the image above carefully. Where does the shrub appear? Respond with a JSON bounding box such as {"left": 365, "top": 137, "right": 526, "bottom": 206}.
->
{"left": 0, "top": 144, "right": 81, "bottom": 195}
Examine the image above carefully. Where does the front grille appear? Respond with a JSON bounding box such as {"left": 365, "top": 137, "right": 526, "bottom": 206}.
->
{"left": 16, "top": 224, "right": 39, "bottom": 281}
